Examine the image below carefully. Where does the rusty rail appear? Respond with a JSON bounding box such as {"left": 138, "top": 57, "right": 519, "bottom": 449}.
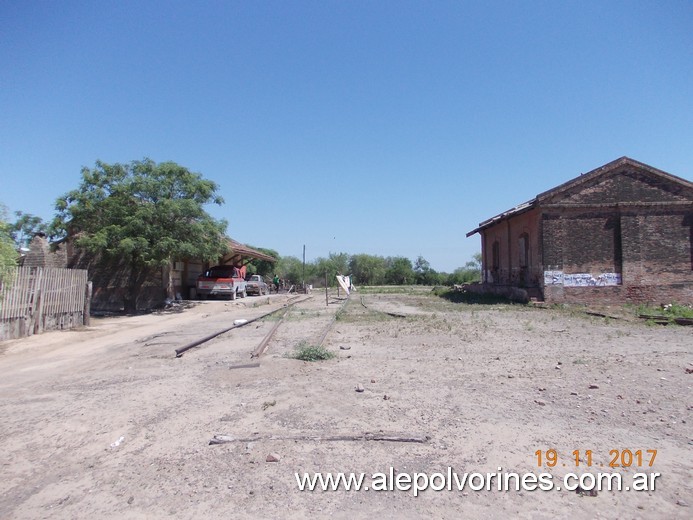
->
{"left": 174, "top": 295, "right": 310, "bottom": 358}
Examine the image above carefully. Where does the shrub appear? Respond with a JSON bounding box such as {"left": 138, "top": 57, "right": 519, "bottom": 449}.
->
{"left": 291, "top": 342, "right": 335, "bottom": 362}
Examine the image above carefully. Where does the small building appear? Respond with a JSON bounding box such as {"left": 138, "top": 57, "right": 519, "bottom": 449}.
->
{"left": 173, "top": 239, "right": 277, "bottom": 301}
{"left": 466, "top": 157, "right": 693, "bottom": 304}
{"left": 25, "top": 235, "right": 276, "bottom": 311}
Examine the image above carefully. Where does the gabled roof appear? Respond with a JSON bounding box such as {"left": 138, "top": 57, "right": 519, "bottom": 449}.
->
{"left": 535, "top": 156, "right": 693, "bottom": 204}
{"left": 466, "top": 157, "right": 693, "bottom": 237}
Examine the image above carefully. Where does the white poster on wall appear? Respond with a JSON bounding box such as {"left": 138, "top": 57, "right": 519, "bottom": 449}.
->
{"left": 543, "top": 270, "right": 564, "bottom": 286}
{"left": 546, "top": 272, "right": 622, "bottom": 287}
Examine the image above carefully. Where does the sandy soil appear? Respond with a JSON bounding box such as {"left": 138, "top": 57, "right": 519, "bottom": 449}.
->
{"left": 0, "top": 288, "right": 691, "bottom": 519}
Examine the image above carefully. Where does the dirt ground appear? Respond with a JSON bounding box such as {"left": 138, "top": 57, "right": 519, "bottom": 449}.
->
{"left": 0, "top": 288, "right": 691, "bottom": 519}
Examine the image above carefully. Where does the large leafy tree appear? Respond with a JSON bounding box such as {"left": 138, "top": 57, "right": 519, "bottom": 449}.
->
{"left": 385, "top": 256, "right": 414, "bottom": 285}
{"left": 313, "top": 252, "right": 350, "bottom": 285}
{"left": 52, "top": 159, "right": 229, "bottom": 312}
{"left": 349, "top": 253, "right": 387, "bottom": 285}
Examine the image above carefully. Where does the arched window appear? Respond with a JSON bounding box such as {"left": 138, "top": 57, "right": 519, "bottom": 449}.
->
{"left": 519, "top": 233, "right": 529, "bottom": 268}
{"left": 492, "top": 241, "right": 500, "bottom": 271}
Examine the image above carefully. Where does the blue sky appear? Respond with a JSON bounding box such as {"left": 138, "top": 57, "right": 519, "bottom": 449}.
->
{"left": 1, "top": 0, "right": 691, "bottom": 272}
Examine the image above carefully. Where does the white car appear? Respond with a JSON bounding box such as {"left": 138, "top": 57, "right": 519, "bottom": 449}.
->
{"left": 245, "top": 274, "right": 269, "bottom": 296}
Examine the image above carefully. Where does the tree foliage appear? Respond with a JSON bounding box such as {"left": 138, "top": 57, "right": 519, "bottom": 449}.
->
{"left": 9, "top": 211, "right": 47, "bottom": 248}
{"left": 385, "top": 256, "right": 414, "bottom": 285}
{"left": 276, "top": 255, "right": 304, "bottom": 284}
{"left": 445, "top": 252, "right": 482, "bottom": 285}
{"left": 272, "top": 252, "right": 481, "bottom": 288}
{"left": 52, "top": 159, "right": 228, "bottom": 311}
{"left": 0, "top": 204, "right": 18, "bottom": 273}
{"left": 349, "top": 253, "right": 387, "bottom": 285}
{"left": 245, "top": 246, "right": 279, "bottom": 277}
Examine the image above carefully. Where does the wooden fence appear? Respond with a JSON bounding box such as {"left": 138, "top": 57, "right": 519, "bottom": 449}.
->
{"left": 0, "top": 267, "right": 91, "bottom": 341}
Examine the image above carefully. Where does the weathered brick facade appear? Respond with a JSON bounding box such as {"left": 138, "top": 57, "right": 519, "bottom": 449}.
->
{"left": 467, "top": 157, "right": 693, "bottom": 304}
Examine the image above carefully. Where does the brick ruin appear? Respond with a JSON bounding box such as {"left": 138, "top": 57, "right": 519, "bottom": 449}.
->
{"left": 467, "top": 157, "right": 693, "bottom": 304}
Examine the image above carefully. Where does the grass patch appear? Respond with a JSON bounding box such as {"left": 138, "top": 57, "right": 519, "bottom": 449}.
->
{"left": 285, "top": 309, "right": 322, "bottom": 321}
{"left": 358, "top": 285, "right": 433, "bottom": 295}
{"left": 634, "top": 303, "right": 693, "bottom": 319}
{"left": 289, "top": 341, "right": 335, "bottom": 362}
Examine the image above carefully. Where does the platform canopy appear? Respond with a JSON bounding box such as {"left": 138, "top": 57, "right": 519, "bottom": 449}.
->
{"left": 220, "top": 239, "right": 277, "bottom": 266}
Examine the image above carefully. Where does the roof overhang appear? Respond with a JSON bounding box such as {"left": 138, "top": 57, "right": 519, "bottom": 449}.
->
{"left": 221, "top": 239, "right": 277, "bottom": 265}
{"left": 466, "top": 198, "right": 537, "bottom": 237}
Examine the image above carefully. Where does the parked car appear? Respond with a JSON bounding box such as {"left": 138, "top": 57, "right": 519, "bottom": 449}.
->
{"left": 245, "top": 274, "right": 268, "bottom": 296}
{"left": 196, "top": 265, "right": 247, "bottom": 300}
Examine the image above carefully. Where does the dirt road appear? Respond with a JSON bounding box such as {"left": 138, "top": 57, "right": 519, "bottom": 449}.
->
{"left": 1, "top": 288, "right": 691, "bottom": 518}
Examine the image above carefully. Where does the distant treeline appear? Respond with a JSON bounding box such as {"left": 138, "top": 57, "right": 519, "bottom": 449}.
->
{"left": 246, "top": 250, "right": 482, "bottom": 287}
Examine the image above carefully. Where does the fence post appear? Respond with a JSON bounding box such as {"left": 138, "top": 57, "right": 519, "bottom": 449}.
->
{"left": 84, "top": 281, "right": 92, "bottom": 327}
{"left": 34, "top": 268, "right": 45, "bottom": 335}
{"left": 32, "top": 289, "right": 43, "bottom": 335}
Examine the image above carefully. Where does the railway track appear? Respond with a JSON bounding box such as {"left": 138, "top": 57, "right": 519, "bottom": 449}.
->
{"left": 172, "top": 291, "right": 351, "bottom": 361}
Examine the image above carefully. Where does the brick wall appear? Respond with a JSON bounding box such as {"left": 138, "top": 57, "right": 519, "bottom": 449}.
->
{"left": 543, "top": 209, "right": 692, "bottom": 305}
{"left": 542, "top": 212, "right": 621, "bottom": 272}
{"left": 22, "top": 235, "right": 67, "bottom": 269}
{"left": 475, "top": 161, "right": 693, "bottom": 305}
{"left": 481, "top": 208, "right": 541, "bottom": 287}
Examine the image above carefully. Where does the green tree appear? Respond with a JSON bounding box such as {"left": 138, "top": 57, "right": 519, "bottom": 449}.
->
{"left": 446, "top": 252, "right": 482, "bottom": 285}
{"left": 9, "top": 211, "right": 47, "bottom": 248}
{"left": 245, "top": 246, "right": 279, "bottom": 277}
{"left": 413, "top": 255, "right": 440, "bottom": 285}
{"left": 313, "top": 252, "right": 350, "bottom": 286}
{"left": 349, "top": 253, "right": 387, "bottom": 285}
{"left": 52, "top": 159, "right": 228, "bottom": 312}
{"left": 276, "top": 255, "right": 305, "bottom": 285}
{"left": 385, "top": 256, "right": 414, "bottom": 285}
{"left": 0, "top": 205, "right": 19, "bottom": 275}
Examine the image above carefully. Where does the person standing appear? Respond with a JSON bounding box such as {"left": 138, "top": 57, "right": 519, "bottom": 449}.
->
{"left": 273, "top": 274, "right": 280, "bottom": 294}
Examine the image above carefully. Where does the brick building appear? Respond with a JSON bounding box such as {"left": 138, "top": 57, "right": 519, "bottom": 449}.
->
{"left": 20, "top": 233, "right": 66, "bottom": 268}
{"left": 466, "top": 157, "right": 693, "bottom": 304}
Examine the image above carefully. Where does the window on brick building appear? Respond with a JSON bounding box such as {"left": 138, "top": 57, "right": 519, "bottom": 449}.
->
{"left": 492, "top": 241, "right": 500, "bottom": 271}
{"left": 519, "top": 233, "right": 529, "bottom": 268}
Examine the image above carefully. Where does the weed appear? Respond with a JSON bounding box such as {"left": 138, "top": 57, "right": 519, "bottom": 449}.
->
{"left": 262, "top": 400, "right": 276, "bottom": 410}
{"left": 635, "top": 302, "right": 693, "bottom": 320}
{"left": 290, "top": 342, "right": 335, "bottom": 362}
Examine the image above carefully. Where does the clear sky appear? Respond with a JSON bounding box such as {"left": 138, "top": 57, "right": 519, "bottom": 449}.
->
{"left": 1, "top": 0, "right": 691, "bottom": 272}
